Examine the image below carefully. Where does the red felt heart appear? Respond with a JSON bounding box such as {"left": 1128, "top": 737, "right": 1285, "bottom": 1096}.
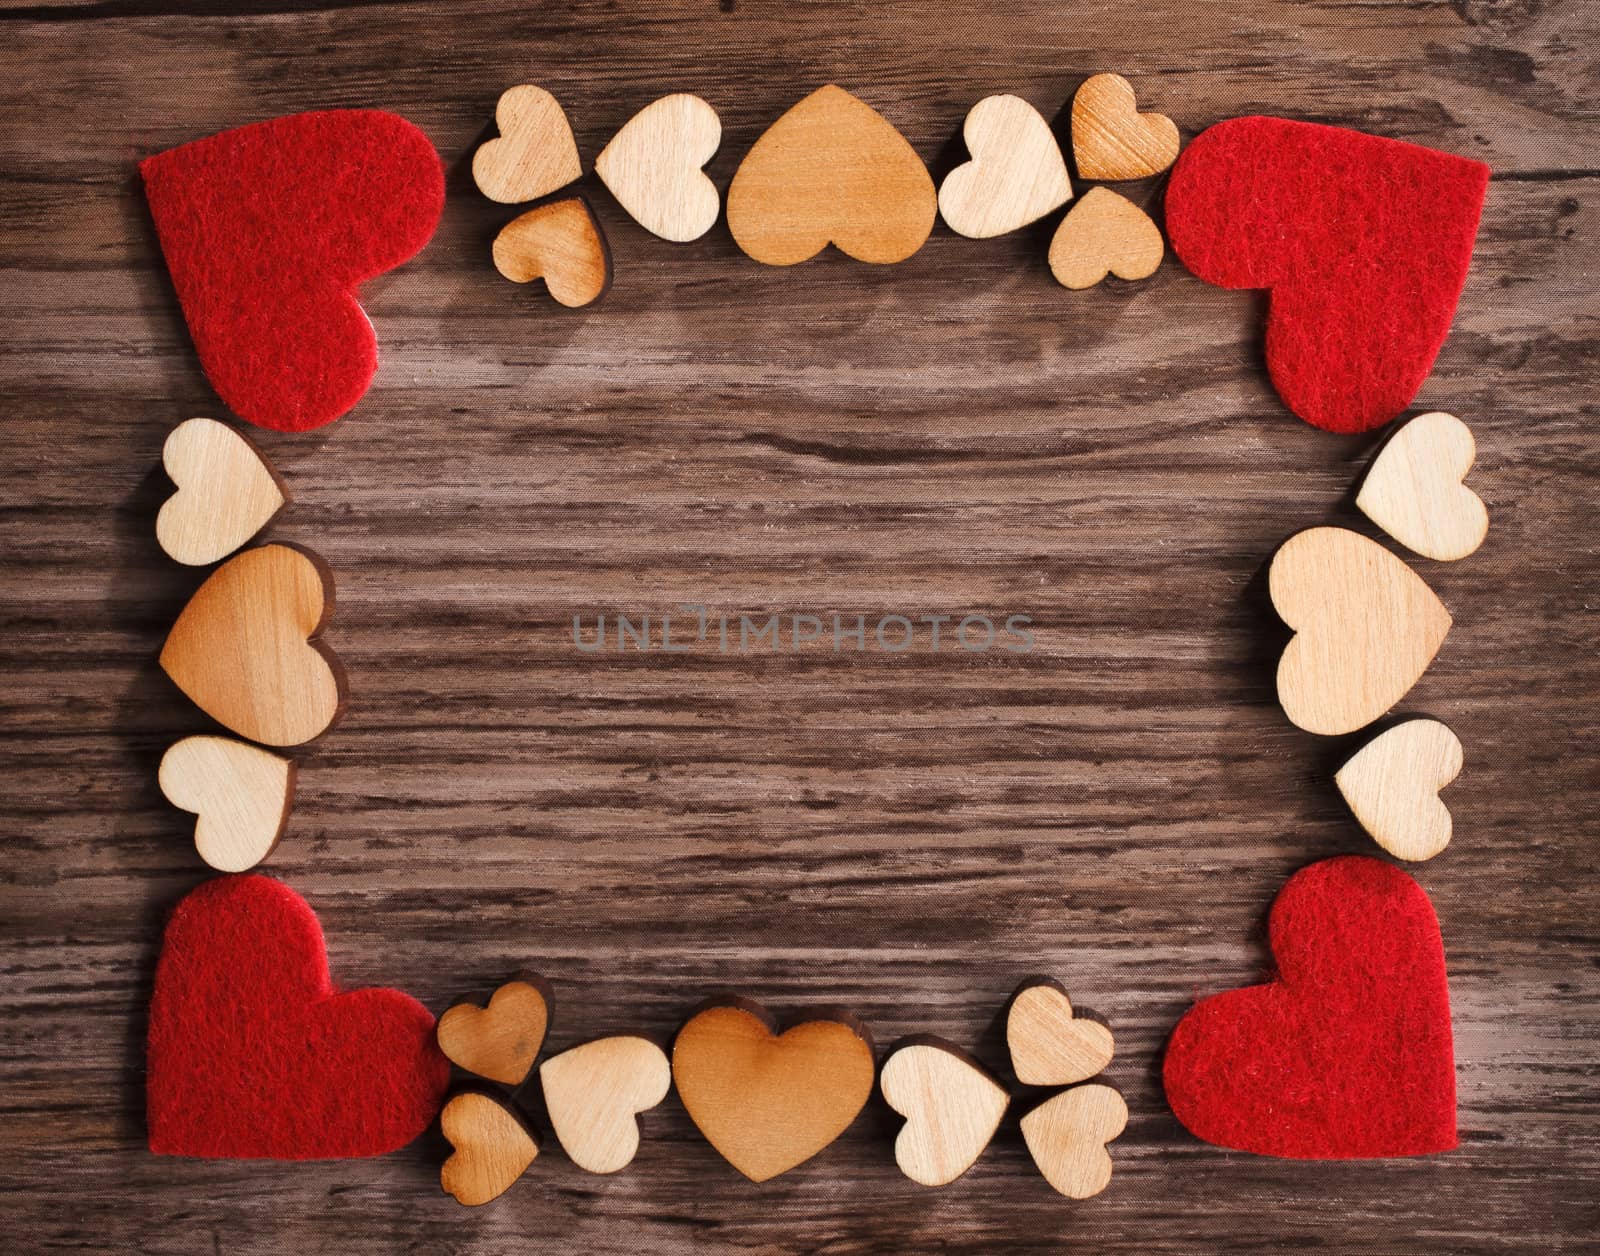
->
{"left": 141, "top": 110, "right": 445, "bottom": 433}
{"left": 1162, "top": 855, "right": 1456, "bottom": 1158}
{"left": 147, "top": 874, "right": 449, "bottom": 1159}
{"left": 1164, "top": 117, "right": 1489, "bottom": 434}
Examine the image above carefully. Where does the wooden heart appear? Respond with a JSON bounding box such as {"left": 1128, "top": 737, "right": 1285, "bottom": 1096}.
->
{"left": 1048, "top": 187, "right": 1163, "bottom": 289}
{"left": 880, "top": 1039, "right": 1008, "bottom": 1186}
{"left": 1021, "top": 1083, "right": 1127, "bottom": 1199}
{"left": 160, "top": 543, "right": 346, "bottom": 747}
{"left": 1336, "top": 718, "right": 1463, "bottom": 862}
{"left": 1357, "top": 411, "right": 1489, "bottom": 561}
{"left": 938, "top": 94, "right": 1072, "bottom": 239}
{"left": 156, "top": 417, "right": 288, "bottom": 566}
{"left": 540, "top": 1035, "right": 671, "bottom": 1174}
{"left": 472, "top": 84, "right": 582, "bottom": 204}
{"left": 726, "top": 84, "right": 936, "bottom": 266}
{"left": 436, "top": 974, "right": 551, "bottom": 1086}
{"left": 1006, "top": 979, "right": 1114, "bottom": 1086}
{"left": 439, "top": 1091, "right": 539, "bottom": 1206}
{"left": 596, "top": 93, "right": 721, "bottom": 242}
{"left": 672, "top": 999, "right": 876, "bottom": 1181}
{"left": 491, "top": 197, "right": 612, "bottom": 308}
{"left": 158, "top": 734, "right": 295, "bottom": 872}
{"left": 1071, "top": 73, "right": 1180, "bottom": 180}
{"left": 1271, "top": 527, "right": 1452, "bottom": 736}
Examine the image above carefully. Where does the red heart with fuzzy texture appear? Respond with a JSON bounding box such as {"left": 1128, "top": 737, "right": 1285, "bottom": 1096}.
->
{"left": 1163, "top": 855, "right": 1456, "bottom": 1158}
{"left": 141, "top": 110, "right": 444, "bottom": 433}
{"left": 147, "top": 874, "right": 449, "bottom": 1159}
{"left": 1164, "top": 117, "right": 1489, "bottom": 434}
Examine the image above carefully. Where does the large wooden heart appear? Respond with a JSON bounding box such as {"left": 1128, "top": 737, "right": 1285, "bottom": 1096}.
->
{"left": 672, "top": 1000, "right": 875, "bottom": 1181}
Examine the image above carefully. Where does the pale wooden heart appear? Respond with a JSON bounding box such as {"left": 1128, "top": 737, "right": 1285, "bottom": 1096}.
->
{"left": 1071, "top": 73, "right": 1180, "bottom": 180}
{"left": 158, "top": 734, "right": 294, "bottom": 872}
{"left": 596, "top": 93, "right": 722, "bottom": 242}
{"left": 938, "top": 94, "right": 1072, "bottom": 239}
{"left": 1271, "top": 527, "right": 1452, "bottom": 736}
{"left": 672, "top": 1000, "right": 876, "bottom": 1181}
{"left": 726, "top": 84, "right": 936, "bottom": 266}
{"left": 437, "top": 975, "right": 551, "bottom": 1086}
{"left": 540, "top": 1035, "right": 671, "bottom": 1174}
{"left": 472, "top": 84, "right": 583, "bottom": 204}
{"left": 1336, "top": 718, "right": 1463, "bottom": 862}
{"left": 1021, "top": 1084, "right": 1127, "bottom": 1199}
{"left": 491, "top": 197, "right": 612, "bottom": 308}
{"left": 439, "top": 1091, "right": 539, "bottom": 1206}
{"left": 880, "top": 1039, "right": 1008, "bottom": 1186}
{"left": 1047, "top": 187, "right": 1163, "bottom": 289}
{"left": 160, "top": 543, "right": 346, "bottom": 747}
{"left": 156, "top": 417, "right": 287, "bottom": 566}
{"left": 1006, "top": 980, "right": 1114, "bottom": 1086}
{"left": 1357, "top": 411, "right": 1489, "bottom": 562}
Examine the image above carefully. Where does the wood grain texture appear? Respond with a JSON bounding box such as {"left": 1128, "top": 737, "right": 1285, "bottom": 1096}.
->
{"left": 0, "top": 0, "right": 1597, "bottom": 1251}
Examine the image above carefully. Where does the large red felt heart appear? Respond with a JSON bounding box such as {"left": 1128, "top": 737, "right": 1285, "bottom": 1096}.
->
{"left": 141, "top": 110, "right": 444, "bottom": 433}
{"left": 1164, "top": 117, "right": 1489, "bottom": 434}
{"left": 147, "top": 874, "right": 449, "bottom": 1159}
{"left": 1162, "top": 855, "right": 1456, "bottom": 1158}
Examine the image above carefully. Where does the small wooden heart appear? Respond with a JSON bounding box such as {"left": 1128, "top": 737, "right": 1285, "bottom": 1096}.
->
{"left": 938, "top": 94, "right": 1072, "bottom": 239}
{"left": 1007, "top": 979, "right": 1115, "bottom": 1086}
{"left": 672, "top": 999, "right": 876, "bottom": 1181}
{"left": 541, "top": 1035, "right": 671, "bottom": 1174}
{"left": 1357, "top": 411, "right": 1489, "bottom": 561}
{"left": 1071, "top": 73, "right": 1180, "bottom": 181}
{"left": 157, "top": 417, "right": 288, "bottom": 566}
{"left": 1336, "top": 718, "right": 1463, "bottom": 862}
{"left": 727, "top": 84, "right": 936, "bottom": 266}
{"left": 160, "top": 543, "right": 346, "bottom": 747}
{"left": 596, "top": 93, "right": 722, "bottom": 242}
{"left": 1048, "top": 187, "right": 1163, "bottom": 290}
{"left": 880, "top": 1038, "right": 1008, "bottom": 1187}
{"left": 436, "top": 974, "right": 551, "bottom": 1087}
{"left": 1271, "top": 527, "right": 1452, "bottom": 736}
{"left": 439, "top": 1091, "right": 539, "bottom": 1206}
{"left": 492, "top": 197, "right": 612, "bottom": 308}
{"left": 158, "top": 734, "right": 295, "bottom": 872}
{"left": 1020, "top": 1083, "right": 1127, "bottom": 1199}
{"left": 472, "top": 84, "right": 582, "bottom": 204}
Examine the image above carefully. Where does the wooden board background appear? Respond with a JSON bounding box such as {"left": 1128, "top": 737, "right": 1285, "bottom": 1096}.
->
{"left": 2, "top": 1, "right": 1597, "bottom": 1251}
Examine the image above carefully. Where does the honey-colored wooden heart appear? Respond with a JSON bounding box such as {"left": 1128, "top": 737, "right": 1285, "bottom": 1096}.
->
{"left": 156, "top": 417, "right": 288, "bottom": 566}
{"left": 541, "top": 1035, "right": 671, "bottom": 1174}
{"left": 1021, "top": 1083, "right": 1127, "bottom": 1199}
{"left": 880, "top": 1039, "right": 1008, "bottom": 1187}
{"left": 472, "top": 84, "right": 582, "bottom": 204}
{"left": 1071, "top": 73, "right": 1180, "bottom": 181}
{"left": 437, "top": 974, "right": 551, "bottom": 1087}
{"left": 160, "top": 543, "right": 346, "bottom": 747}
{"left": 672, "top": 999, "right": 876, "bottom": 1181}
{"left": 1048, "top": 187, "right": 1163, "bottom": 289}
{"left": 1336, "top": 718, "right": 1463, "bottom": 862}
{"left": 596, "top": 93, "right": 722, "bottom": 242}
{"left": 1271, "top": 527, "right": 1452, "bottom": 736}
{"left": 726, "top": 84, "right": 936, "bottom": 266}
{"left": 158, "top": 734, "right": 295, "bottom": 872}
{"left": 938, "top": 94, "right": 1072, "bottom": 239}
{"left": 1007, "top": 979, "right": 1114, "bottom": 1086}
{"left": 439, "top": 1091, "right": 539, "bottom": 1206}
{"left": 492, "top": 197, "right": 612, "bottom": 308}
{"left": 1357, "top": 411, "right": 1489, "bottom": 561}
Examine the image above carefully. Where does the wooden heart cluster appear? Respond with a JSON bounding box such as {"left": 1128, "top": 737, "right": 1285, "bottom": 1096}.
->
{"left": 434, "top": 974, "right": 1122, "bottom": 1202}
{"left": 474, "top": 74, "right": 1178, "bottom": 304}
{"left": 1270, "top": 412, "right": 1488, "bottom": 861}
{"left": 882, "top": 979, "right": 1125, "bottom": 1197}
{"left": 152, "top": 417, "right": 343, "bottom": 871}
